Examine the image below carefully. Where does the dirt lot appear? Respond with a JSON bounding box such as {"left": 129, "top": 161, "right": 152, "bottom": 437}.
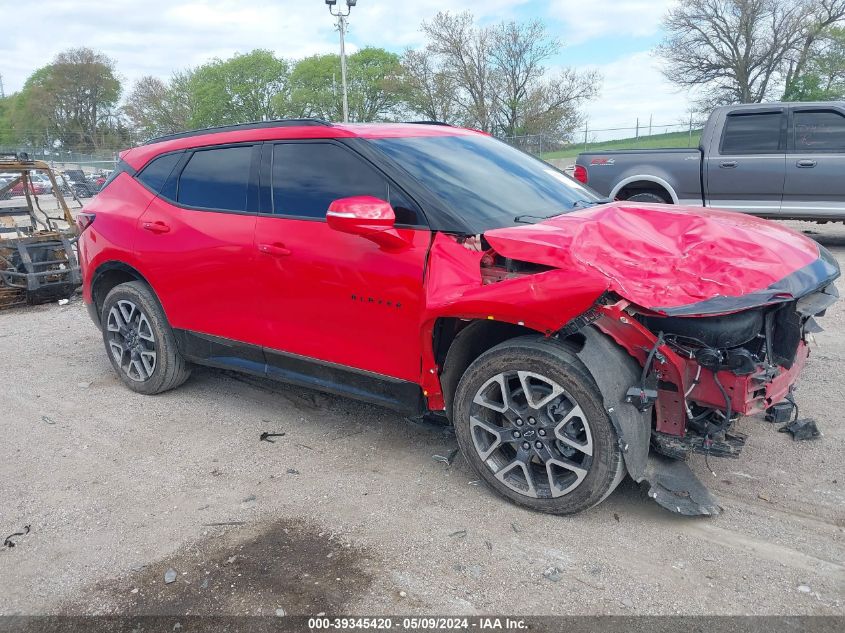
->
{"left": 0, "top": 221, "right": 843, "bottom": 617}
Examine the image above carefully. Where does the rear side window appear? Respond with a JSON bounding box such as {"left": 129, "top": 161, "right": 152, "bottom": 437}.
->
{"left": 137, "top": 152, "right": 181, "bottom": 193}
{"left": 794, "top": 110, "right": 845, "bottom": 151}
{"left": 99, "top": 161, "right": 132, "bottom": 192}
{"left": 721, "top": 112, "right": 784, "bottom": 154}
{"left": 178, "top": 146, "right": 252, "bottom": 211}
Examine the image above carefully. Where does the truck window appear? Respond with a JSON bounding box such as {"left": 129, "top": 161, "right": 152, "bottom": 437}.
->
{"left": 720, "top": 112, "right": 783, "bottom": 154}
{"left": 794, "top": 110, "right": 845, "bottom": 152}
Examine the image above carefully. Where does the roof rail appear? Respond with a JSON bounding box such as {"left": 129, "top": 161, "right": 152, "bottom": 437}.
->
{"left": 142, "top": 118, "right": 333, "bottom": 145}
{"left": 405, "top": 120, "right": 452, "bottom": 126}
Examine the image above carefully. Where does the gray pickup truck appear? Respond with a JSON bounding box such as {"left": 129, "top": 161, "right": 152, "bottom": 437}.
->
{"left": 574, "top": 101, "right": 845, "bottom": 221}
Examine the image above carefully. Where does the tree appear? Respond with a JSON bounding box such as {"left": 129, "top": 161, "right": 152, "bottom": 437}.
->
{"left": 14, "top": 48, "right": 121, "bottom": 150}
{"left": 784, "top": 26, "right": 845, "bottom": 99}
{"left": 399, "top": 48, "right": 459, "bottom": 123}
{"left": 421, "top": 12, "right": 498, "bottom": 132}
{"left": 656, "top": 0, "right": 845, "bottom": 107}
{"left": 490, "top": 19, "right": 598, "bottom": 137}
{"left": 411, "top": 12, "right": 598, "bottom": 139}
{"left": 784, "top": 0, "right": 845, "bottom": 91}
{"left": 285, "top": 48, "right": 403, "bottom": 122}
{"left": 124, "top": 72, "right": 194, "bottom": 140}
{"left": 189, "top": 50, "right": 289, "bottom": 126}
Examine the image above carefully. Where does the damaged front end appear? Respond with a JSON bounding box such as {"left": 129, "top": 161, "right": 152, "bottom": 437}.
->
{"left": 573, "top": 277, "right": 838, "bottom": 515}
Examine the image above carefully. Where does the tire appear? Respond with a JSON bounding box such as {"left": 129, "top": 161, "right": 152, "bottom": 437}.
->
{"left": 625, "top": 191, "right": 669, "bottom": 204}
{"left": 101, "top": 281, "right": 191, "bottom": 394}
{"left": 453, "top": 336, "right": 624, "bottom": 515}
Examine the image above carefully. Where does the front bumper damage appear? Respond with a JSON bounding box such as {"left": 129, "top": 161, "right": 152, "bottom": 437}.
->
{"left": 571, "top": 282, "right": 838, "bottom": 517}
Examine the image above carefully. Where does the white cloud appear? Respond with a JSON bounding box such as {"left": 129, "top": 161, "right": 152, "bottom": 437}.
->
{"left": 1, "top": 0, "right": 531, "bottom": 94}
{"left": 550, "top": 0, "right": 675, "bottom": 45}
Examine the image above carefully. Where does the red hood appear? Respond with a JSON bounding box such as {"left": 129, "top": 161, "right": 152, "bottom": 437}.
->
{"left": 484, "top": 202, "right": 836, "bottom": 316}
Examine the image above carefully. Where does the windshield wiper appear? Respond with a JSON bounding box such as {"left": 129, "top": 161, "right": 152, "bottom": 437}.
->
{"left": 514, "top": 198, "right": 613, "bottom": 223}
{"left": 571, "top": 198, "right": 612, "bottom": 208}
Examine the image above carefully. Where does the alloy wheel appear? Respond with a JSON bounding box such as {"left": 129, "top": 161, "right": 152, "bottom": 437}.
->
{"left": 469, "top": 370, "right": 594, "bottom": 499}
{"left": 106, "top": 299, "right": 157, "bottom": 382}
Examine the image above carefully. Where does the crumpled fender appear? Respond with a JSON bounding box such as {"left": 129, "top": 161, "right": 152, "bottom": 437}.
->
{"left": 574, "top": 325, "right": 651, "bottom": 482}
{"left": 419, "top": 233, "right": 609, "bottom": 408}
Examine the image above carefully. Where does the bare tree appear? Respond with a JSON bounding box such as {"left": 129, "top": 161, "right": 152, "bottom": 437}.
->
{"left": 399, "top": 48, "right": 459, "bottom": 123}
{"left": 421, "top": 12, "right": 498, "bottom": 132}
{"left": 657, "top": 0, "right": 810, "bottom": 107}
{"left": 490, "top": 19, "right": 598, "bottom": 137}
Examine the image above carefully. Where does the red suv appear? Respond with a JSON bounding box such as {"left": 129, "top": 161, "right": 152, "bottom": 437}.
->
{"left": 78, "top": 119, "right": 839, "bottom": 515}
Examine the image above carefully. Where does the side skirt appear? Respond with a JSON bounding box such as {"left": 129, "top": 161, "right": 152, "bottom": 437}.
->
{"left": 173, "top": 329, "right": 425, "bottom": 416}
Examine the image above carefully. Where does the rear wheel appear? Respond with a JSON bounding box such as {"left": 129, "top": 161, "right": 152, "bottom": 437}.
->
{"left": 101, "top": 281, "right": 190, "bottom": 394}
{"left": 625, "top": 191, "right": 669, "bottom": 204}
{"left": 453, "top": 336, "right": 624, "bottom": 514}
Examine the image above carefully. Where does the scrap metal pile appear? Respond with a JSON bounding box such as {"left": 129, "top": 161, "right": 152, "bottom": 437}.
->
{"left": 0, "top": 153, "right": 82, "bottom": 309}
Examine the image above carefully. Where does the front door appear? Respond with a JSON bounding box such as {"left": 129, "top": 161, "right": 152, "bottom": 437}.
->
{"left": 253, "top": 140, "right": 431, "bottom": 383}
{"left": 782, "top": 107, "right": 845, "bottom": 219}
{"left": 705, "top": 108, "right": 786, "bottom": 216}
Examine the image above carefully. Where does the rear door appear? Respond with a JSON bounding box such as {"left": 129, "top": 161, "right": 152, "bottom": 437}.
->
{"left": 252, "top": 140, "right": 431, "bottom": 382}
{"left": 705, "top": 107, "right": 787, "bottom": 215}
{"left": 781, "top": 106, "right": 845, "bottom": 219}
{"left": 134, "top": 144, "right": 265, "bottom": 347}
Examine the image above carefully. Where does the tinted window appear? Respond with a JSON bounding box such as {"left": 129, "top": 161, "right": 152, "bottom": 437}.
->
{"left": 137, "top": 153, "right": 181, "bottom": 193}
{"left": 721, "top": 112, "right": 783, "bottom": 154}
{"left": 178, "top": 146, "right": 252, "bottom": 211}
{"left": 272, "top": 143, "right": 418, "bottom": 222}
{"left": 370, "top": 135, "right": 601, "bottom": 232}
{"left": 794, "top": 110, "right": 845, "bottom": 151}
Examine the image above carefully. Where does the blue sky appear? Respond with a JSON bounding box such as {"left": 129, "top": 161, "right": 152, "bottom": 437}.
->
{"left": 0, "top": 0, "right": 693, "bottom": 134}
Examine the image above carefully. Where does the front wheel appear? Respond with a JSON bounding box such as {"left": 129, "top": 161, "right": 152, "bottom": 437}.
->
{"left": 453, "top": 336, "right": 625, "bottom": 515}
{"left": 101, "top": 281, "right": 191, "bottom": 394}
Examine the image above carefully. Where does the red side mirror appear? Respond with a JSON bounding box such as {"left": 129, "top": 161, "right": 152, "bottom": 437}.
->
{"left": 326, "top": 196, "right": 409, "bottom": 250}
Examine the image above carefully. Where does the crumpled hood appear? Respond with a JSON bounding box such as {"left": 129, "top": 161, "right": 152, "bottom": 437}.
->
{"left": 484, "top": 202, "right": 840, "bottom": 316}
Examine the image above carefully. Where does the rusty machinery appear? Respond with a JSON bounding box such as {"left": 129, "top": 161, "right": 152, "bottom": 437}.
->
{"left": 0, "top": 153, "right": 83, "bottom": 309}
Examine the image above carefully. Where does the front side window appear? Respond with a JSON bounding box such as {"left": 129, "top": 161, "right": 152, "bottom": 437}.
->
{"left": 794, "top": 110, "right": 845, "bottom": 151}
{"left": 271, "top": 142, "right": 405, "bottom": 220}
{"left": 177, "top": 146, "right": 252, "bottom": 211}
{"left": 721, "top": 112, "right": 784, "bottom": 154}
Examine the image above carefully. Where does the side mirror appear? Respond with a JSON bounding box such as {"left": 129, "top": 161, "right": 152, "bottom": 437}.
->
{"left": 326, "top": 196, "right": 409, "bottom": 250}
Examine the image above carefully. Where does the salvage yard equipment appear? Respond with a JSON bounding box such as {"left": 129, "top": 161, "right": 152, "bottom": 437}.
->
{"left": 0, "top": 153, "right": 82, "bottom": 309}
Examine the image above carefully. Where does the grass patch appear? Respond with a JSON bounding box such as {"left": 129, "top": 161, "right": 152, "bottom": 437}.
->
{"left": 542, "top": 129, "right": 702, "bottom": 160}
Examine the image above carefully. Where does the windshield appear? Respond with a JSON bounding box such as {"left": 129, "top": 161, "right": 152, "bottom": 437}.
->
{"left": 370, "top": 134, "right": 601, "bottom": 232}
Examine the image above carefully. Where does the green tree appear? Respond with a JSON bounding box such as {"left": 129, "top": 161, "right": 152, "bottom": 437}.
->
{"left": 15, "top": 48, "right": 121, "bottom": 150}
{"left": 784, "top": 26, "right": 845, "bottom": 100}
{"left": 285, "top": 47, "right": 403, "bottom": 122}
{"left": 124, "top": 72, "right": 195, "bottom": 140}
{"left": 189, "top": 50, "right": 289, "bottom": 126}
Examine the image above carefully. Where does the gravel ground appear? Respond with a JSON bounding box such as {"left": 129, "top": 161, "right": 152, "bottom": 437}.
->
{"left": 0, "top": 221, "right": 843, "bottom": 616}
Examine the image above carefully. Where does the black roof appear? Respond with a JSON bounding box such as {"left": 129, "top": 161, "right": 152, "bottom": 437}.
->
{"left": 143, "top": 118, "right": 332, "bottom": 146}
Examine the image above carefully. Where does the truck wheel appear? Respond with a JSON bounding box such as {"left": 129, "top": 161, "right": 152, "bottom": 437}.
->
{"left": 626, "top": 191, "right": 669, "bottom": 204}
{"left": 453, "top": 336, "right": 625, "bottom": 515}
{"left": 101, "top": 281, "right": 191, "bottom": 395}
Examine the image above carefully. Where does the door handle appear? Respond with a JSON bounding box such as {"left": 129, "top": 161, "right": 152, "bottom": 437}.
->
{"left": 719, "top": 161, "right": 737, "bottom": 168}
{"left": 796, "top": 159, "right": 817, "bottom": 168}
{"left": 142, "top": 220, "right": 170, "bottom": 234}
{"left": 258, "top": 243, "right": 292, "bottom": 257}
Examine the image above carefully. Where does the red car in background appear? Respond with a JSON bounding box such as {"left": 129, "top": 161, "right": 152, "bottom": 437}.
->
{"left": 76, "top": 119, "right": 839, "bottom": 516}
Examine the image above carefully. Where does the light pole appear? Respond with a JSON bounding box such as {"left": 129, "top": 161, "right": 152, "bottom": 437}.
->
{"left": 325, "top": 0, "right": 357, "bottom": 123}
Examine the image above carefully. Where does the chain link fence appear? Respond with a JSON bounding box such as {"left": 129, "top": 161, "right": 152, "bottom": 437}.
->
{"left": 503, "top": 118, "right": 707, "bottom": 162}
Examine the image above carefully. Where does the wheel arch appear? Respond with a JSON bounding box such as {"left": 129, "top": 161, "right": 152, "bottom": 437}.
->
{"left": 90, "top": 261, "right": 154, "bottom": 326}
{"left": 611, "top": 175, "right": 678, "bottom": 204}
{"left": 434, "top": 317, "right": 588, "bottom": 418}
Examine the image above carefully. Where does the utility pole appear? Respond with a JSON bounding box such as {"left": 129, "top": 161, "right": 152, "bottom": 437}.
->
{"left": 325, "top": 0, "right": 358, "bottom": 123}
{"left": 0, "top": 74, "right": 5, "bottom": 99}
